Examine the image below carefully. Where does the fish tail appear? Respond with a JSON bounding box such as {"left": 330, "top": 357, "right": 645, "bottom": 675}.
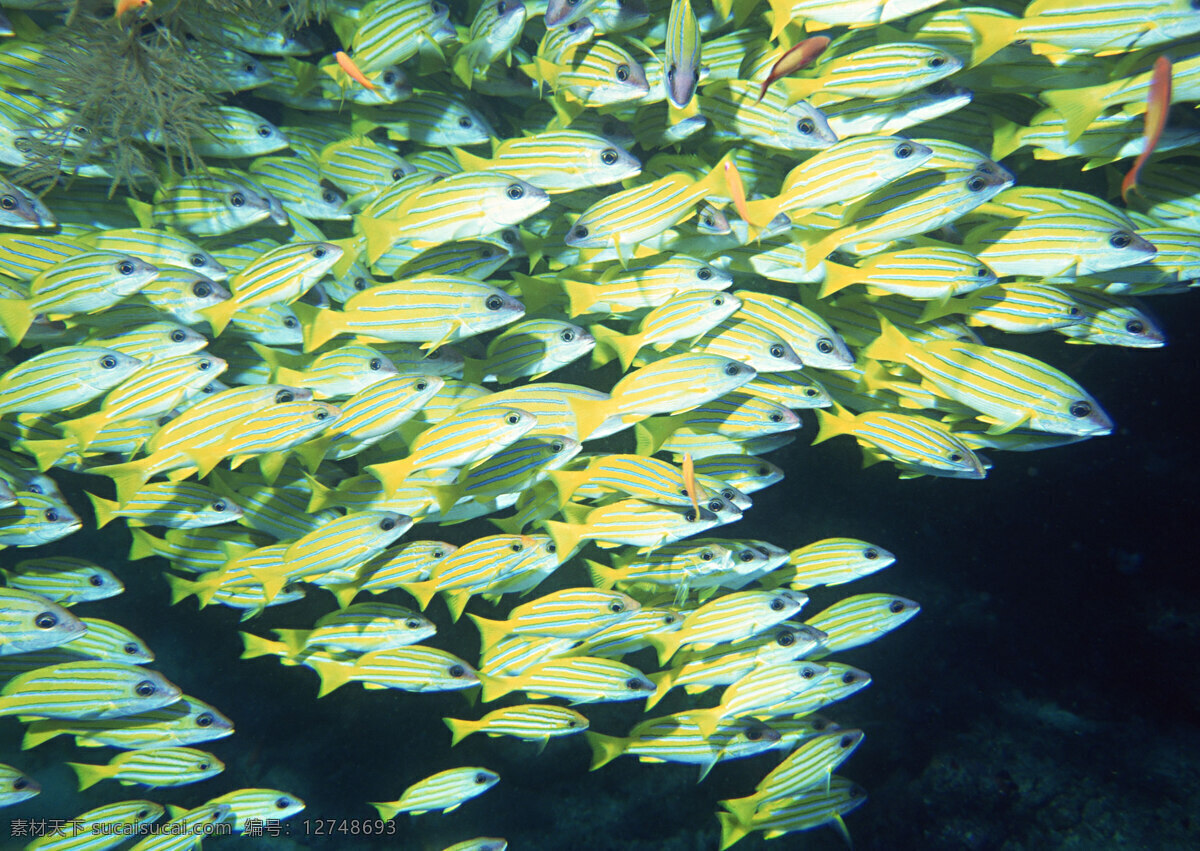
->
{"left": 400, "top": 578, "right": 440, "bottom": 611}
{"left": 304, "top": 473, "right": 338, "bottom": 512}
{"left": 22, "top": 438, "right": 75, "bottom": 472}
{"left": 647, "top": 629, "right": 683, "bottom": 666}
{"left": 477, "top": 671, "right": 515, "bottom": 703}
{"left": 199, "top": 298, "right": 238, "bottom": 338}
{"left": 443, "top": 589, "right": 472, "bottom": 623}
{"left": 21, "top": 723, "right": 60, "bottom": 750}
{"left": 717, "top": 810, "right": 751, "bottom": 851}
{"left": 240, "top": 631, "right": 287, "bottom": 660}
{"left": 429, "top": 482, "right": 465, "bottom": 516}
{"left": 743, "top": 196, "right": 782, "bottom": 230}
{"left": 858, "top": 316, "right": 914, "bottom": 364}
{"left": 585, "top": 731, "right": 626, "bottom": 770}
{"left": 291, "top": 302, "right": 341, "bottom": 353}
{"left": 271, "top": 629, "right": 311, "bottom": 658}
{"left": 633, "top": 417, "right": 675, "bottom": 456}
{"left": 292, "top": 435, "right": 331, "bottom": 474}
{"left": 989, "top": 115, "right": 1027, "bottom": 162}
{"left": 360, "top": 212, "right": 400, "bottom": 266}
{"left": 326, "top": 581, "right": 361, "bottom": 609}
{"left": 460, "top": 356, "right": 488, "bottom": 385}
{"left": 767, "top": 0, "right": 795, "bottom": 40}
{"left": 86, "top": 491, "right": 119, "bottom": 529}
{"left": 369, "top": 802, "right": 401, "bottom": 821}
{"left": 0, "top": 297, "right": 33, "bottom": 344}
{"left": 917, "top": 297, "right": 959, "bottom": 324}
{"left": 467, "top": 612, "right": 508, "bottom": 656}
{"left": 692, "top": 707, "right": 723, "bottom": 740}
{"left": 542, "top": 519, "right": 587, "bottom": 560}
{"left": 452, "top": 147, "right": 491, "bottom": 171}
{"left": 67, "top": 761, "right": 110, "bottom": 791}
{"left": 817, "top": 260, "right": 860, "bottom": 299}
{"left": 585, "top": 558, "right": 619, "bottom": 590}
{"left": 366, "top": 457, "right": 415, "bottom": 493}
{"left": 644, "top": 669, "right": 676, "bottom": 710}
{"left": 164, "top": 572, "right": 201, "bottom": 606}
{"left": 1041, "top": 86, "right": 1106, "bottom": 145}
{"left": 588, "top": 324, "right": 642, "bottom": 371}
{"left": 566, "top": 395, "right": 612, "bottom": 442}
{"left": 545, "top": 469, "right": 589, "bottom": 507}
{"left": 92, "top": 458, "right": 154, "bottom": 505}
{"left": 442, "top": 715, "right": 478, "bottom": 746}
{"left": 308, "top": 653, "right": 352, "bottom": 698}
{"left": 812, "top": 405, "right": 854, "bottom": 445}
{"left": 963, "top": 12, "right": 1019, "bottom": 67}
{"left": 126, "top": 197, "right": 155, "bottom": 228}
{"left": 560, "top": 276, "right": 601, "bottom": 317}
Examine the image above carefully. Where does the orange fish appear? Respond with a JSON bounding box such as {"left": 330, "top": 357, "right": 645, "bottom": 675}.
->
{"left": 724, "top": 160, "right": 752, "bottom": 227}
{"left": 334, "top": 50, "right": 378, "bottom": 92}
{"left": 1121, "top": 55, "right": 1172, "bottom": 202}
{"left": 756, "top": 36, "right": 830, "bottom": 103}
{"left": 114, "top": 0, "right": 151, "bottom": 17}
{"left": 681, "top": 452, "right": 700, "bottom": 518}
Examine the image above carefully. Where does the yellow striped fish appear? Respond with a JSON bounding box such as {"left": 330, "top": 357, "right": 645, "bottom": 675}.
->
{"left": 371, "top": 767, "right": 498, "bottom": 818}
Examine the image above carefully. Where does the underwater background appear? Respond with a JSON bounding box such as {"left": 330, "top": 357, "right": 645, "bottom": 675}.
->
{"left": 1, "top": 1, "right": 1200, "bottom": 849}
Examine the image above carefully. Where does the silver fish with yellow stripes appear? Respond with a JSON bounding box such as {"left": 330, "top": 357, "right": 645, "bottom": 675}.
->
{"left": 805, "top": 593, "right": 921, "bottom": 657}
{"left": 0, "top": 762, "right": 39, "bottom": 807}
{"left": 0, "top": 347, "right": 141, "bottom": 415}
{"left": 304, "top": 645, "right": 479, "bottom": 697}
{"left": 813, "top": 404, "right": 987, "bottom": 479}
{"left": 204, "top": 787, "right": 304, "bottom": 832}
{"left": 444, "top": 703, "right": 589, "bottom": 747}
{"left": 0, "top": 587, "right": 86, "bottom": 655}
{"left": 23, "top": 800, "right": 165, "bottom": 851}
{"left": 454, "top": 130, "right": 641, "bottom": 193}
{"left": 22, "top": 694, "right": 234, "bottom": 751}
{"left": 479, "top": 654, "right": 654, "bottom": 704}
{"left": 371, "top": 767, "right": 498, "bottom": 818}
{"left": 0, "top": 661, "right": 181, "bottom": 720}
{"left": 68, "top": 747, "right": 224, "bottom": 790}
{"left": 718, "top": 774, "right": 867, "bottom": 850}
{"left": 649, "top": 589, "right": 808, "bottom": 664}
{"left": 468, "top": 587, "right": 641, "bottom": 652}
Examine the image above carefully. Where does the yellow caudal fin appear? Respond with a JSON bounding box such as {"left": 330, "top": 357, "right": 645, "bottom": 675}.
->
{"left": 271, "top": 628, "right": 312, "bottom": 658}
{"left": 542, "top": 519, "right": 588, "bottom": 559}
{"left": 452, "top": 147, "right": 493, "bottom": 171}
{"left": 442, "top": 715, "right": 480, "bottom": 746}
{"left": 58, "top": 412, "right": 108, "bottom": 454}
{"left": 443, "top": 589, "right": 473, "bottom": 623}
{"left": 717, "top": 810, "right": 751, "bottom": 851}
{"left": 291, "top": 302, "right": 344, "bottom": 353}
{"left": 584, "top": 731, "right": 627, "bottom": 770}
{"left": 1041, "top": 85, "right": 1107, "bottom": 145}
{"left": 307, "top": 653, "right": 353, "bottom": 698}
{"left": 544, "top": 469, "right": 590, "bottom": 507}
{"left": 812, "top": 403, "right": 856, "bottom": 445}
{"left": 566, "top": 395, "right": 611, "bottom": 442}
{"left": 742, "top": 195, "right": 784, "bottom": 230}
{"left": 67, "top": 761, "right": 112, "bottom": 791}
{"left": 365, "top": 456, "right": 417, "bottom": 493}
{"left": 990, "top": 114, "right": 1027, "bottom": 162}
{"left": 22, "top": 438, "right": 76, "bottom": 472}
{"left": 585, "top": 558, "right": 620, "bottom": 590}
{"left": 644, "top": 668, "right": 676, "bottom": 711}
{"left": 918, "top": 297, "right": 961, "bottom": 324}
{"left": 633, "top": 417, "right": 677, "bottom": 457}
{"left": 91, "top": 458, "right": 154, "bottom": 505}
{"left": 559, "top": 276, "right": 603, "bottom": 317}
{"left": 85, "top": 491, "right": 120, "bottom": 529}
{"left": 589, "top": 324, "right": 643, "bottom": 371}
{"left": 164, "top": 572, "right": 201, "bottom": 606}
{"left": 467, "top": 612, "right": 510, "bottom": 655}
{"left": 647, "top": 628, "right": 685, "bottom": 666}
{"left": 399, "top": 577, "right": 441, "bottom": 611}
{"left": 858, "top": 315, "right": 915, "bottom": 365}
{"left": 797, "top": 228, "right": 842, "bottom": 269}
{"left": 513, "top": 271, "right": 567, "bottom": 314}
{"left": 360, "top": 212, "right": 402, "bottom": 266}
{"left": 963, "top": 12, "right": 1020, "bottom": 67}
{"left": 817, "top": 260, "right": 863, "bottom": 299}
{"left": 692, "top": 707, "right": 723, "bottom": 739}
{"left": 0, "top": 297, "right": 34, "bottom": 345}
{"left": 476, "top": 671, "right": 516, "bottom": 703}
{"left": 239, "top": 631, "right": 288, "bottom": 660}
{"left": 198, "top": 298, "right": 239, "bottom": 338}
{"left": 325, "top": 580, "right": 361, "bottom": 609}
{"left": 126, "top": 197, "right": 155, "bottom": 229}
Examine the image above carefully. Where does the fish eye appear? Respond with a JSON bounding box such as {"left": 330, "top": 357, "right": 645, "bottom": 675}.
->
{"left": 197, "top": 713, "right": 214, "bottom": 727}
{"left": 458, "top": 116, "right": 474, "bottom": 128}
{"left": 284, "top": 316, "right": 298, "bottom": 328}
{"left": 1109, "top": 232, "right": 1133, "bottom": 249}
{"left": 501, "top": 229, "right": 518, "bottom": 244}
{"left": 800, "top": 666, "right": 817, "bottom": 679}
{"left": 275, "top": 390, "right": 294, "bottom": 403}
{"left": 369, "top": 358, "right": 383, "bottom": 370}
{"left": 663, "top": 614, "right": 676, "bottom": 624}
{"left": 572, "top": 226, "right": 589, "bottom": 239}
{"left": 804, "top": 387, "right": 818, "bottom": 397}
{"left": 321, "top": 189, "right": 339, "bottom": 203}
{"left": 840, "top": 734, "right": 856, "bottom": 748}
{"left": 198, "top": 762, "right": 210, "bottom": 771}
{"left": 497, "top": 0, "right": 507, "bottom": 10}
{"left": 416, "top": 379, "right": 429, "bottom": 391}
{"left": 505, "top": 184, "right": 526, "bottom": 201}
{"left": 170, "top": 329, "right": 187, "bottom": 342}
{"left": 382, "top": 70, "right": 397, "bottom": 85}
{"left": 738, "top": 549, "right": 754, "bottom": 562}
{"left": 315, "top": 409, "right": 330, "bottom": 420}
{"left": 275, "top": 797, "right": 292, "bottom": 809}
{"left": 312, "top": 246, "right": 328, "bottom": 259}
{"left": 0, "top": 195, "right": 16, "bottom": 210}
{"left": 391, "top": 167, "right": 405, "bottom": 181}
{"left": 967, "top": 175, "right": 987, "bottom": 192}
{"left": 505, "top": 412, "right": 522, "bottom": 425}
{"left": 380, "top": 517, "right": 397, "bottom": 531}
{"left": 706, "top": 499, "right": 723, "bottom": 512}
{"left": 889, "top": 599, "right": 906, "bottom": 613}
{"left": 27, "top": 483, "right": 43, "bottom": 495}
{"left": 1068, "top": 306, "right": 1080, "bottom": 317}
{"left": 100, "top": 355, "right": 118, "bottom": 369}
{"left": 976, "top": 266, "right": 990, "bottom": 277}
{"left": 123, "top": 642, "right": 139, "bottom": 654}
{"left": 744, "top": 726, "right": 762, "bottom": 741}
{"left": 198, "top": 359, "right": 212, "bottom": 371}
{"left": 769, "top": 597, "right": 786, "bottom": 611}
{"left": 608, "top": 600, "right": 624, "bottom": 613}
{"left": 601, "top": 148, "right": 619, "bottom": 165}
{"left": 44, "top": 509, "right": 59, "bottom": 522}
{"left": 615, "top": 64, "right": 630, "bottom": 82}
{"left": 769, "top": 412, "right": 783, "bottom": 423}
{"left": 842, "top": 670, "right": 859, "bottom": 684}
{"left": 511, "top": 542, "right": 524, "bottom": 552}
{"left": 796, "top": 118, "right": 815, "bottom": 135}
{"left": 474, "top": 772, "right": 490, "bottom": 783}
{"left": 449, "top": 664, "right": 467, "bottom": 678}
{"left": 256, "top": 125, "right": 273, "bottom": 138}
{"left": 560, "top": 328, "right": 576, "bottom": 342}
{"left": 1070, "top": 401, "right": 1092, "bottom": 418}
{"left": 684, "top": 509, "right": 697, "bottom": 522}
{"left": 928, "top": 55, "right": 946, "bottom": 68}
{"left": 88, "top": 574, "right": 105, "bottom": 586}
{"left": 135, "top": 680, "right": 157, "bottom": 697}
{"left": 667, "top": 65, "right": 676, "bottom": 82}
{"left": 136, "top": 809, "right": 151, "bottom": 819}
{"left": 724, "top": 362, "right": 741, "bottom": 376}
{"left": 117, "top": 260, "right": 135, "bottom": 275}
{"left": 624, "top": 678, "right": 643, "bottom": 690}
{"left": 702, "top": 213, "right": 714, "bottom": 226}
{"left": 193, "top": 281, "right": 211, "bottom": 297}
{"left": 700, "top": 549, "right": 714, "bottom": 560}
{"left": 769, "top": 343, "right": 785, "bottom": 358}
{"left": 12, "top": 777, "right": 27, "bottom": 790}
{"left": 243, "top": 61, "right": 258, "bottom": 73}
{"left": 432, "top": 549, "right": 445, "bottom": 558}
{"left": 948, "top": 452, "right": 963, "bottom": 463}
{"left": 864, "top": 548, "right": 879, "bottom": 559}
{"left": 229, "top": 192, "right": 245, "bottom": 207}
{"left": 693, "top": 68, "right": 700, "bottom": 82}
{"left": 34, "top": 612, "right": 58, "bottom": 628}
{"left": 480, "top": 247, "right": 494, "bottom": 258}
{"left": 551, "top": 440, "right": 565, "bottom": 452}
{"left": 776, "top": 630, "right": 795, "bottom": 646}
{"left": 1126, "top": 320, "right": 1145, "bottom": 334}
{"left": 894, "top": 143, "right": 914, "bottom": 159}
{"left": 486, "top": 294, "right": 505, "bottom": 310}
{"left": 698, "top": 267, "right": 713, "bottom": 280}
{"left": 405, "top": 618, "right": 422, "bottom": 628}
{"left": 546, "top": 542, "right": 556, "bottom": 552}
{"left": 353, "top": 277, "right": 368, "bottom": 290}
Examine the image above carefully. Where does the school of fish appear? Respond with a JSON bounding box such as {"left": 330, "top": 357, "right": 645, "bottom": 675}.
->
{"left": 0, "top": 0, "right": 1196, "bottom": 847}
